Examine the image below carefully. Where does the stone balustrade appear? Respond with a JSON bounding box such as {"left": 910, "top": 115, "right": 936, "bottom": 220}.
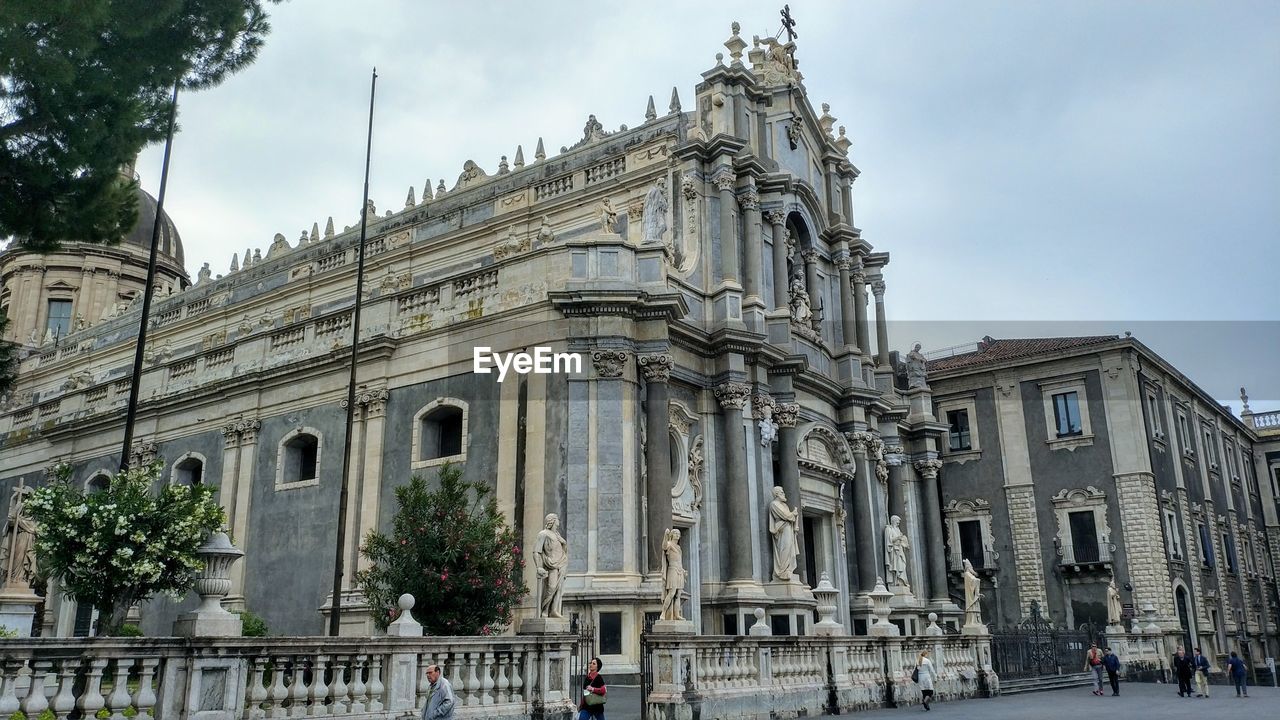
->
{"left": 645, "top": 634, "right": 997, "bottom": 720}
{"left": 0, "top": 634, "right": 577, "bottom": 720}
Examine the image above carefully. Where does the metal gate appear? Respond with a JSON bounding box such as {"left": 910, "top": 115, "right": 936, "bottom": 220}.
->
{"left": 990, "top": 601, "right": 1104, "bottom": 679}
{"left": 568, "top": 615, "right": 596, "bottom": 703}
{"left": 639, "top": 613, "right": 658, "bottom": 720}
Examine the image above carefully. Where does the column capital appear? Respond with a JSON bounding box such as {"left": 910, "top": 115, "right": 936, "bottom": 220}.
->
{"left": 637, "top": 353, "right": 674, "bottom": 382}
{"left": 712, "top": 170, "right": 737, "bottom": 192}
{"left": 235, "top": 418, "right": 262, "bottom": 445}
{"left": 343, "top": 386, "right": 390, "bottom": 416}
{"left": 738, "top": 187, "right": 759, "bottom": 210}
{"left": 591, "top": 349, "right": 629, "bottom": 378}
{"left": 774, "top": 402, "right": 801, "bottom": 428}
{"left": 884, "top": 445, "right": 906, "bottom": 466}
{"left": 714, "top": 382, "right": 751, "bottom": 409}
{"left": 851, "top": 270, "right": 867, "bottom": 286}
{"left": 764, "top": 209, "right": 787, "bottom": 227}
{"left": 836, "top": 256, "right": 854, "bottom": 271}
{"left": 871, "top": 279, "right": 886, "bottom": 298}
{"left": 914, "top": 459, "right": 943, "bottom": 479}
{"left": 750, "top": 392, "right": 777, "bottom": 420}
{"left": 801, "top": 248, "right": 819, "bottom": 264}
{"left": 220, "top": 424, "right": 241, "bottom": 448}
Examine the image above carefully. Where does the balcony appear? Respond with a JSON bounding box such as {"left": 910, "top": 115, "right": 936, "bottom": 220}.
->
{"left": 1057, "top": 534, "right": 1113, "bottom": 571}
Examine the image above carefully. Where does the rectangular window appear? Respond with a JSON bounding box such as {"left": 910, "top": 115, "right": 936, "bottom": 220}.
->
{"left": 1163, "top": 509, "right": 1183, "bottom": 560}
{"left": 1198, "top": 524, "right": 1215, "bottom": 569}
{"left": 1053, "top": 392, "right": 1083, "bottom": 437}
{"left": 958, "top": 520, "right": 985, "bottom": 568}
{"left": 947, "top": 409, "right": 972, "bottom": 451}
{"left": 598, "top": 612, "right": 622, "bottom": 654}
{"left": 1203, "top": 427, "right": 1217, "bottom": 466}
{"left": 46, "top": 299, "right": 73, "bottom": 338}
{"left": 1176, "top": 413, "right": 1191, "bottom": 453}
{"left": 1243, "top": 539, "right": 1254, "bottom": 573}
{"left": 1068, "top": 510, "right": 1099, "bottom": 562}
{"left": 1147, "top": 393, "right": 1163, "bottom": 436}
{"left": 1223, "top": 533, "right": 1237, "bottom": 573}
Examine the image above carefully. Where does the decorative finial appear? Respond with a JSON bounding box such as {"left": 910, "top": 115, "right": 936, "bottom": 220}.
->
{"left": 311, "top": 221, "right": 320, "bottom": 243}
{"left": 715, "top": 52, "right": 724, "bottom": 66}
{"left": 422, "top": 181, "right": 433, "bottom": 202}
{"left": 645, "top": 95, "right": 656, "bottom": 122}
{"left": 780, "top": 4, "right": 798, "bottom": 42}
{"left": 498, "top": 155, "right": 509, "bottom": 174}
{"left": 243, "top": 247, "right": 252, "bottom": 267}
{"left": 669, "top": 86, "right": 682, "bottom": 114}
{"left": 436, "top": 179, "right": 447, "bottom": 196}
{"left": 1240, "top": 387, "right": 1250, "bottom": 412}
{"left": 324, "top": 217, "right": 335, "bottom": 238}
{"left": 725, "top": 23, "right": 746, "bottom": 64}
{"left": 405, "top": 186, "right": 416, "bottom": 208}
{"left": 252, "top": 248, "right": 261, "bottom": 264}
{"left": 514, "top": 145, "right": 525, "bottom": 168}
{"left": 535, "top": 137, "right": 546, "bottom": 162}
{"left": 229, "top": 253, "right": 239, "bottom": 272}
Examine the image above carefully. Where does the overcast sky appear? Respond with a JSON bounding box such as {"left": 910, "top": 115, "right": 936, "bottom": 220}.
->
{"left": 133, "top": 0, "right": 1279, "bottom": 411}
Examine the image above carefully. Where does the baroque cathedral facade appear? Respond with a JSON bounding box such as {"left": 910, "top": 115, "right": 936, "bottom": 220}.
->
{"left": 2, "top": 19, "right": 1276, "bottom": 680}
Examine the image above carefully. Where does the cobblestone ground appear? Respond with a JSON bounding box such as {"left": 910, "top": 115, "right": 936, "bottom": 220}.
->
{"left": 604, "top": 681, "right": 1280, "bottom": 720}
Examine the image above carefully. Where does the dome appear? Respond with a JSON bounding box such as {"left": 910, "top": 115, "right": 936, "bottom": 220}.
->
{"left": 123, "top": 185, "right": 185, "bottom": 268}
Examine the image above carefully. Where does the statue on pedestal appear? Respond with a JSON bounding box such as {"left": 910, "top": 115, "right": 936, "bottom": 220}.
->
{"left": 641, "top": 178, "right": 669, "bottom": 244}
{"left": 0, "top": 483, "right": 38, "bottom": 591}
{"left": 532, "top": 513, "right": 569, "bottom": 619}
{"left": 884, "top": 515, "right": 910, "bottom": 589}
{"left": 598, "top": 198, "right": 618, "bottom": 234}
{"left": 768, "top": 487, "right": 800, "bottom": 581}
{"left": 962, "top": 558, "right": 983, "bottom": 626}
{"left": 906, "top": 343, "right": 928, "bottom": 388}
{"left": 1106, "top": 577, "right": 1123, "bottom": 627}
{"left": 659, "top": 528, "right": 686, "bottom": 621}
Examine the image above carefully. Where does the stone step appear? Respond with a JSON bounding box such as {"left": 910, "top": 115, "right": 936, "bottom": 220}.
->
{"left": 1000, "top": 672, "right": 1095, "bottom": 695}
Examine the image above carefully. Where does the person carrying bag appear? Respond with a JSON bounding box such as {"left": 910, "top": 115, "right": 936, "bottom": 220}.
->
{"left": 578, "top": 656, "right": 607, "bottom": 720}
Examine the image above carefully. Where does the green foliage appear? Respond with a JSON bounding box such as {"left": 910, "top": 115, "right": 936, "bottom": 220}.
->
{"left": 356, "top": 463, "right": 527, "bottom": 635}
{"left": 0, "top": 311, "right": 16, "bottom": 399}
{"left": 26, "top": 461, "right": 225, "bottom": 636}
{"left": 235, "top": 609, "right": 268, "bottom": 637}
{"left": 0, "top": 626, "right": 17, "bottom": 639}
{"left": 113, "top": 623, "right": 144, "bottom": 637}
{"left": 0, "top": 1, "right": 282, "bottom": 249}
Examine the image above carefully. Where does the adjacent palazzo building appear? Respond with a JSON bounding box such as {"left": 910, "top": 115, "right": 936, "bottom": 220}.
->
{"left": 927, "top": 335, "right": 1280, "bottom": 668}
{"left": 0, "top": 21, "right": 959, "bottom": 673}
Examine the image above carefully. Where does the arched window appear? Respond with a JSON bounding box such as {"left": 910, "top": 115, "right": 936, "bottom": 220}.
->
{"left": 276, "top": 428, "right": 322, "bottom": 489}
{"left": 412, "top": 398, "right": 469, "bottom": 468}
{"left": 84, "top": 471, "right": 112, "bottom": 493}
{"left": 170, "top": 453, "right": 206, "bottom": 486}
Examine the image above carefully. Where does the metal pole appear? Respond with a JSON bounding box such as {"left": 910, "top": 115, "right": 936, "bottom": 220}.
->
{"left": 329, "top": 68, "right": 377, "bottom": 636}
{"left": 119, "top": 81, "right": 179, "bottom": 474}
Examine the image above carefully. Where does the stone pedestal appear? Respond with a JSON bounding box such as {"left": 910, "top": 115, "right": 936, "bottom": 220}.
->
{"left": 904, "top": 386, "right": 936, "bottom": 424}
{"left": 650, "top": 619, "right": 696, "bottom": 635}
{"left": 385, "top": 594, "right": 423, "bottom": 637}
{"left": 925, "top": 612, "right": 944, "bottom": 637}
{"left": 519, "top": 616, "right": 571, "bottom": 635}
{"left": 962, "top": 619, "right": 989, "bottom": 636}
{"left": 0, "top": 589, "right": 40, "bottom": 637}
{"left": 173, "top": 531, "right": 244, "bottom": 638}
{"left": 318, "top": 589, "right": 375, "bottom": 636}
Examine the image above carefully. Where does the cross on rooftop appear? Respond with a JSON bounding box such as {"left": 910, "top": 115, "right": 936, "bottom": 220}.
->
{"left": 780, "top": 5, "right": 798, "bottom": 42}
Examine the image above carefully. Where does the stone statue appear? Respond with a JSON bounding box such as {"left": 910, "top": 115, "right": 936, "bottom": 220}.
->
{"left": 884, "top": 515, "right": 910, "bottom": 589}
{"left": 267, "top": 232, "right": 291, "bottom": 258}
{"left": 659, "top": 528, "right": 686, "bottom": 620}
{"left": 1106, "top": 577, "right": 1123, "bottom": 626}
{"left": 537, "top": 215, "right": 554, "bottom": 244}
{"left": 197, "top": 262, "right": 212, "bottom": 284}
{"left": 26, "top": 328, "right": 39, "bottom": 345}
{"left": 768, "top": 487, "right": 800, "bottom": 582}
{"left": 532, "top": 513, "right": 569, "bottom": 619}
{"left": 962, "top": 558, "right": 983, "bottom": 625}
{"left": 641, "top": 178, "right": 669, "bottom": 244}
{"left": 788, "top": 276, "right": 812, "bottom": 325}
{"left": 73, "top": 314, "right": 86, "bottom": 332}
{"left": 906, "top": 343, "right": 928, "bottom": 389}
{"left": 598, "top": 198, "right": 618, "bottom": 234}
{"left": 0, "top": 483, "right": 38, "bottom": 590}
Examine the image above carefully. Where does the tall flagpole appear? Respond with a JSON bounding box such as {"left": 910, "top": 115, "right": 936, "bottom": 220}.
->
{"left": 330, "top": 67, "right": 377, "bottom": 636}
{"left": 119, "top": 80, "right": 180, "bottom": 473}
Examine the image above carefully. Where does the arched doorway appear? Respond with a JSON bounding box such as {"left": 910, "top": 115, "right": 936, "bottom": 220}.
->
{"left": 1175, "top": 586, "right": 1193, "bottom": 651}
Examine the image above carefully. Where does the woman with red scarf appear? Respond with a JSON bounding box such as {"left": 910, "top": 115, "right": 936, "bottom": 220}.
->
{"left": 578, "top": 656, "right": 607, "bottom": 719}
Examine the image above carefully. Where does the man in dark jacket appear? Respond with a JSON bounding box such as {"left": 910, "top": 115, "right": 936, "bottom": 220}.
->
{"left": 1172, "top": 646, "right": 1194, "bottom": 697}
{"left": 1192, "top": 647, "right": 1211, "bottom": 697}
{"left": 1102, "top": 647, "right": 1122, "bottom": 696}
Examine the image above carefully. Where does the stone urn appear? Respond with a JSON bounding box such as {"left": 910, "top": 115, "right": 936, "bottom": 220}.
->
{"left": 812, "top": 572, "right": 844, "bottom": 636}
{"left": 174, "top": 531, "right": 244, "bottom": 637}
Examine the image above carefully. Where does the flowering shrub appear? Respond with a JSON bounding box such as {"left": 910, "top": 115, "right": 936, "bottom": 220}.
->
{"left": 26, "top": 461, "right": 225, "bottom": 635}
{"left": 356, "top": 462, "right": 526, "bottom": 635}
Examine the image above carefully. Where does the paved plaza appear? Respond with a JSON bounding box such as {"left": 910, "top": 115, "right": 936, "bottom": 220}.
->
{"left": 602, "top": 681, "right": 1279, "bottom": 720}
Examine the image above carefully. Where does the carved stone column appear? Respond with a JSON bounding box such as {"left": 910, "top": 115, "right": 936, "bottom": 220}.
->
{"left": 774, "top": 402, "right": 804, "bottom": 585}
{"left": 915, "top": 459, "right": 949, "bottom": 605}
{"left": 224, "top": 417, "right": 260, "bottom": 610}
{"left": 847, "top": 434, "right": 878, "bottom": 594}
{"left": 837, "top": 257, "right": 858, "bottom": 352}
{"left": 353, "top": 388, "right": 389, "bottom": 576}
{"left": 852, "top": 266, "right": 869, "bottom": 357}
{"left": 740, "top": 187, "right": 763, "bottom": 304}
{"left": 715, "top": 381, "right": 753, "bottom": 581}
{"left": 885, "top": 445, "right": 906, "bottom": 522}
{"left": 714, "top": 170, "right": 739, "bottom": 284}
{"left": 766, "top": 211, "right": 788, "bottom": 311}
{"left": 639, "top": 353, "right": 674, "bottom": 574}
{"left": 802, "top": 249, "right": 820, "bottom": 320}
{"left": 871, "top": 279, "right": 890, "bottom": 368}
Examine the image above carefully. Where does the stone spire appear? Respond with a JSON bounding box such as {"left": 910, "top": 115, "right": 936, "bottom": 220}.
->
{"left": 229, "top": 253, "right": 239, "bottom": 272}
{"left": 324, "top": 217, "right": 335, "bottom": 238}
{"left": 535, "top": 137, "right": 546, "bottom": 162}
{"left": 243, "top": 248, "right": 252, "bottom": 267}
{"left": 311, "top": 221, "right": 320, "bottom": 244}
{"left": 514, "top": 145, "right": 525, "bottom": 169}
{"left": 669, "top": 87, "right": 681, "bottom": 114}
{"left": 645, "top": 95, "right": 656, "bottom": 122}
{"left": 405, "top": 186, "right": 416, "bottom": 208}
{"left": 421, "top": 181, "right": 433, "bottom": 202}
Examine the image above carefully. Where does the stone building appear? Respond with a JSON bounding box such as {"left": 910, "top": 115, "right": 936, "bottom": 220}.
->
{"left": 927, "top": 335, "right": 1280, "bottom": 667}
{"left": 0, "top": 22, "right": 957, "bottom": 673}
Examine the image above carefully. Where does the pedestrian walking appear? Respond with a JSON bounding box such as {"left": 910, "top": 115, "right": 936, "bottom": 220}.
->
{"left": 1192, "top": 647, "right": 1211, "bottom": 697}
{"left": 1102, "top": 646, "right": 1121, "bottom": 696}
{"left": 1172, "top": 646, "right": 1194, "bottom": 697}
{"left": 420, "top": 664, "right": 455, "bottom": 720}
{"left": 915, "top": 649, "right": 936, "bottom": 711}
{"left": 1226, "top": 651, "right": 1249, "bottom": 697}
{"left": 578, "top": 656, "right": 607, "bottom": 720}
{"left": 1084, "top": 642, "right": 1105, "bottom": 696}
